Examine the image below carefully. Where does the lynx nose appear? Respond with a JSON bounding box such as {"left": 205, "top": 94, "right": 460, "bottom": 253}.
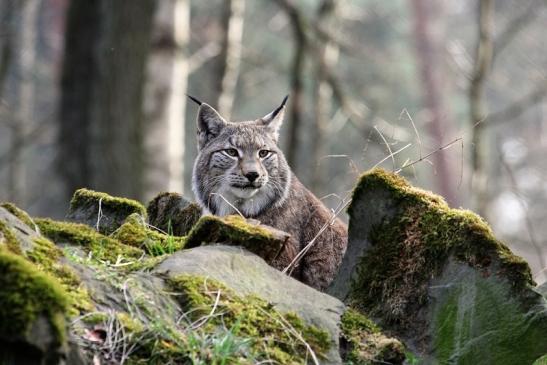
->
{"left": 245, "top": 171, "right": 259, "bottom": 183}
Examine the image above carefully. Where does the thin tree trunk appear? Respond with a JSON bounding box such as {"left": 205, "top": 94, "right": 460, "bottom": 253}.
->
{"left": 58, "top": 0, "right": 100, "bottom": 201}
{"left": 59, "top": 0, "right": 156, "bottom": 201}
{"left": 0, "top": 0, "right": 15, "bottom": 99}
{"left": 311, "top": 0, "right": 339, "bottom": 193}
{"left": 410, "top": 0, "right": 458, "bottom": 206}
{"left": 469, "top": 0, "right": 493, "bottom": 215}
{"left": 215, "top": 0, "right": 245, "bottom": 120}
{"left": 8, "top": 0, "right": 40, "bottom": 206}
{"left": 143, "top": 0, "right": 190, "bottom": 199}
{"left": 274, "top": 0, "right": 307, "bottom": 169}
{"left": 167, "top": 0, "right": 190, "bottom": 194}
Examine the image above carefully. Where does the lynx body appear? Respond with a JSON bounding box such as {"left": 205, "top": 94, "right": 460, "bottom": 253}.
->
{"left": 191, "top": 97, "right": 347, "bottom": 290}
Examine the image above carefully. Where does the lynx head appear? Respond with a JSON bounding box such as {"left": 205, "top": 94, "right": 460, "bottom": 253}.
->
{"left": 191, "top": 96, "right": 291, "bottom": 217}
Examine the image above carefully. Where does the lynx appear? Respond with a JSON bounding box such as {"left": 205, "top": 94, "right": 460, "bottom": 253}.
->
{"left": 190, "top": 96, "right": 347, "bottom": 291}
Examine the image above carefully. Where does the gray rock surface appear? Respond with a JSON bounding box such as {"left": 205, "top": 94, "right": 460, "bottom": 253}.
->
{"left": 0, "top": 207, "right": 40, "bottom": 253}
{"left": 155, "top": 244, "right": 346, "bottom": 364}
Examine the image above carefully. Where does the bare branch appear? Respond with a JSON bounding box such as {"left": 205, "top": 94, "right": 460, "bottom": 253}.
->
{"left": 484, "top": 82, "right": 547, "bottom": 127}
{"left": 374, "top": 126, "right": 396, "bottom": 171}
{"left": 395, "top": 137, "right": 463, "bottom": 174}
{"left": 492, "top": 0, "right": 543, "bottom": 63}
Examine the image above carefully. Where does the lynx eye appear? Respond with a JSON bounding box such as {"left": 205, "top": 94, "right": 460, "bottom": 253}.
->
{"left": 224, "top": 148, "right": 239, "bottom": 157}
{"left": 258, "top": 150, "right": 270, "bottom": 158}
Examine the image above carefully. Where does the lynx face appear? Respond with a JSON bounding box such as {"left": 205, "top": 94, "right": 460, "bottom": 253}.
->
{"left": 192, "top": 98, "right": 291, "bottom": 217}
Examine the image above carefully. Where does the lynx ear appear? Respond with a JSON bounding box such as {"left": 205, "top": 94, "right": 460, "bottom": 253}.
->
{"left": 260, "top": 95, "right": 288, "bottom": 142}
{"left": 196, "top": 103, "right": 227, "bottom": 149}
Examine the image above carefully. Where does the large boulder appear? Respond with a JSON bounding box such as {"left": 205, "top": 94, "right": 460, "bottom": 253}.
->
{"left": 329, "top": 168, "right": 547, "bottom": 364}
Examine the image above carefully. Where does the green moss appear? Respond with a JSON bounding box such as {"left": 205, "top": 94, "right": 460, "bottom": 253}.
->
{"left": 0, "top": 219, "right": 22, "bottom": 254}
{"left": 1, "top": 213, "right": 93, "bottom": 317}
{"left": 534, "top": 355, "right": 547, "bottom": 365}
{"left": 35, "top": 218, "right": 144, "bottom": 264}
{"left": 81, "top": 312, "right": 109, "bottom": 326}
{"left": 0, "top": 249, "right": 69, "bottom": 343}
{"left": 1, "top": 202, "right": 36, "bottom": 229}
{"left": 185, "top": 215, "right": 284, "bottom": 260}
{"left": 113, "top": 213, "right": 186, "bottom": 256}
{"left": 28, "top": 237, "right": 93, "bottom": 315}
{"left": 348, "top": 169, "right": 534, "bottom": 329}
{"left": 340, "top": 308, "right": 405, "bottom": 364}
{"left": 349, "top": 168, "right": 447, "bottom": 213}
{"left": 168, "top": 274, "right": 331, "bottom": 363}
{"left": 71, "top": 188, "right": 146, "bottom": 219}
{"left": 116, "top": 312, "right": 145, "bottom": 334}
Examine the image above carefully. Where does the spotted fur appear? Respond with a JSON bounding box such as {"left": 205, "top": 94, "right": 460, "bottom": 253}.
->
{"left": 191, "top": 99, "right": 347, "bottom": 290}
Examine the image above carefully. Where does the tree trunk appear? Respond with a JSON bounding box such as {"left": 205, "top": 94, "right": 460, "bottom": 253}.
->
{"left": 0, "top": 0, "right": 16, "bottom": 99}
{"left": 59, "top": 0, "right": 156, "bottom": 201}
{"left": 274, "top": 0, "right": 307, "bottom": 170}
{"left": 8, "top": 0, "right": 40, "bottom": 206}
{"left": 214, "top": 0, "right": 245, "bottom": 120}
{"left": 311, "top": 0, "right": 339, "bottom": 193}
{"left": 143, "top": 0, "right": 190, "bottom": 200}
{"left": 469, "top": 0, "right": 493, "bottom": 216}
{"left": 410, "top": 0, "right": 459, "bottom": 206}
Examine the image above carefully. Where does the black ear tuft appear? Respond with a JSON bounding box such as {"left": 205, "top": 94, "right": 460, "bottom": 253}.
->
{"left": 260, "top": 95, "right": 288, "bottom": 143}
{"left": 271, "top": 94, "right": 289, "bottom": 119}
{"left": 187, "top": 94, "right": 203, "bottom": 106}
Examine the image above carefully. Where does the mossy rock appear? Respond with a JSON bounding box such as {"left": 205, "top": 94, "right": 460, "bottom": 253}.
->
{"left": 112, "top": 213, "right": 186, "bottom": 256}
{"left": 0, "top": 249, "right": 69, "bottom": 364}
{"left": 67, "top": 188, "right": 147, "bottom": 235}
{"left": 0, "top": 206, "right": 40, "bottom": 254}
{"left": 1, "top": 202, "right": 37, "bottom": 230}
{"left": 328, "top": 168, "right": 547, "bottom": 364}
{"left": 185, "top": 215, "right": 291, "bottom": 263}
{"left": 339, "top": 308, "right": 406, "bottom": 364}
{"left": 155, "top": 245, "right": 345, "bottom": 364}
{"left": 146, "top": 192, "right": 201, "bottom": 236}
{"left": 0, "top": 198, "right": 409, "bottom": 364}
{"left": 35, "top": 217, "right": 144, "bottom": 265}
{"left": 167, "top": 274, "right": 331, "bottom": 364}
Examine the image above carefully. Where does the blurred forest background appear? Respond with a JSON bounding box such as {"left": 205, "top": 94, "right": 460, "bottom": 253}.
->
{"left": 0, "top": 0, "right": 545, "bottom": 283}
